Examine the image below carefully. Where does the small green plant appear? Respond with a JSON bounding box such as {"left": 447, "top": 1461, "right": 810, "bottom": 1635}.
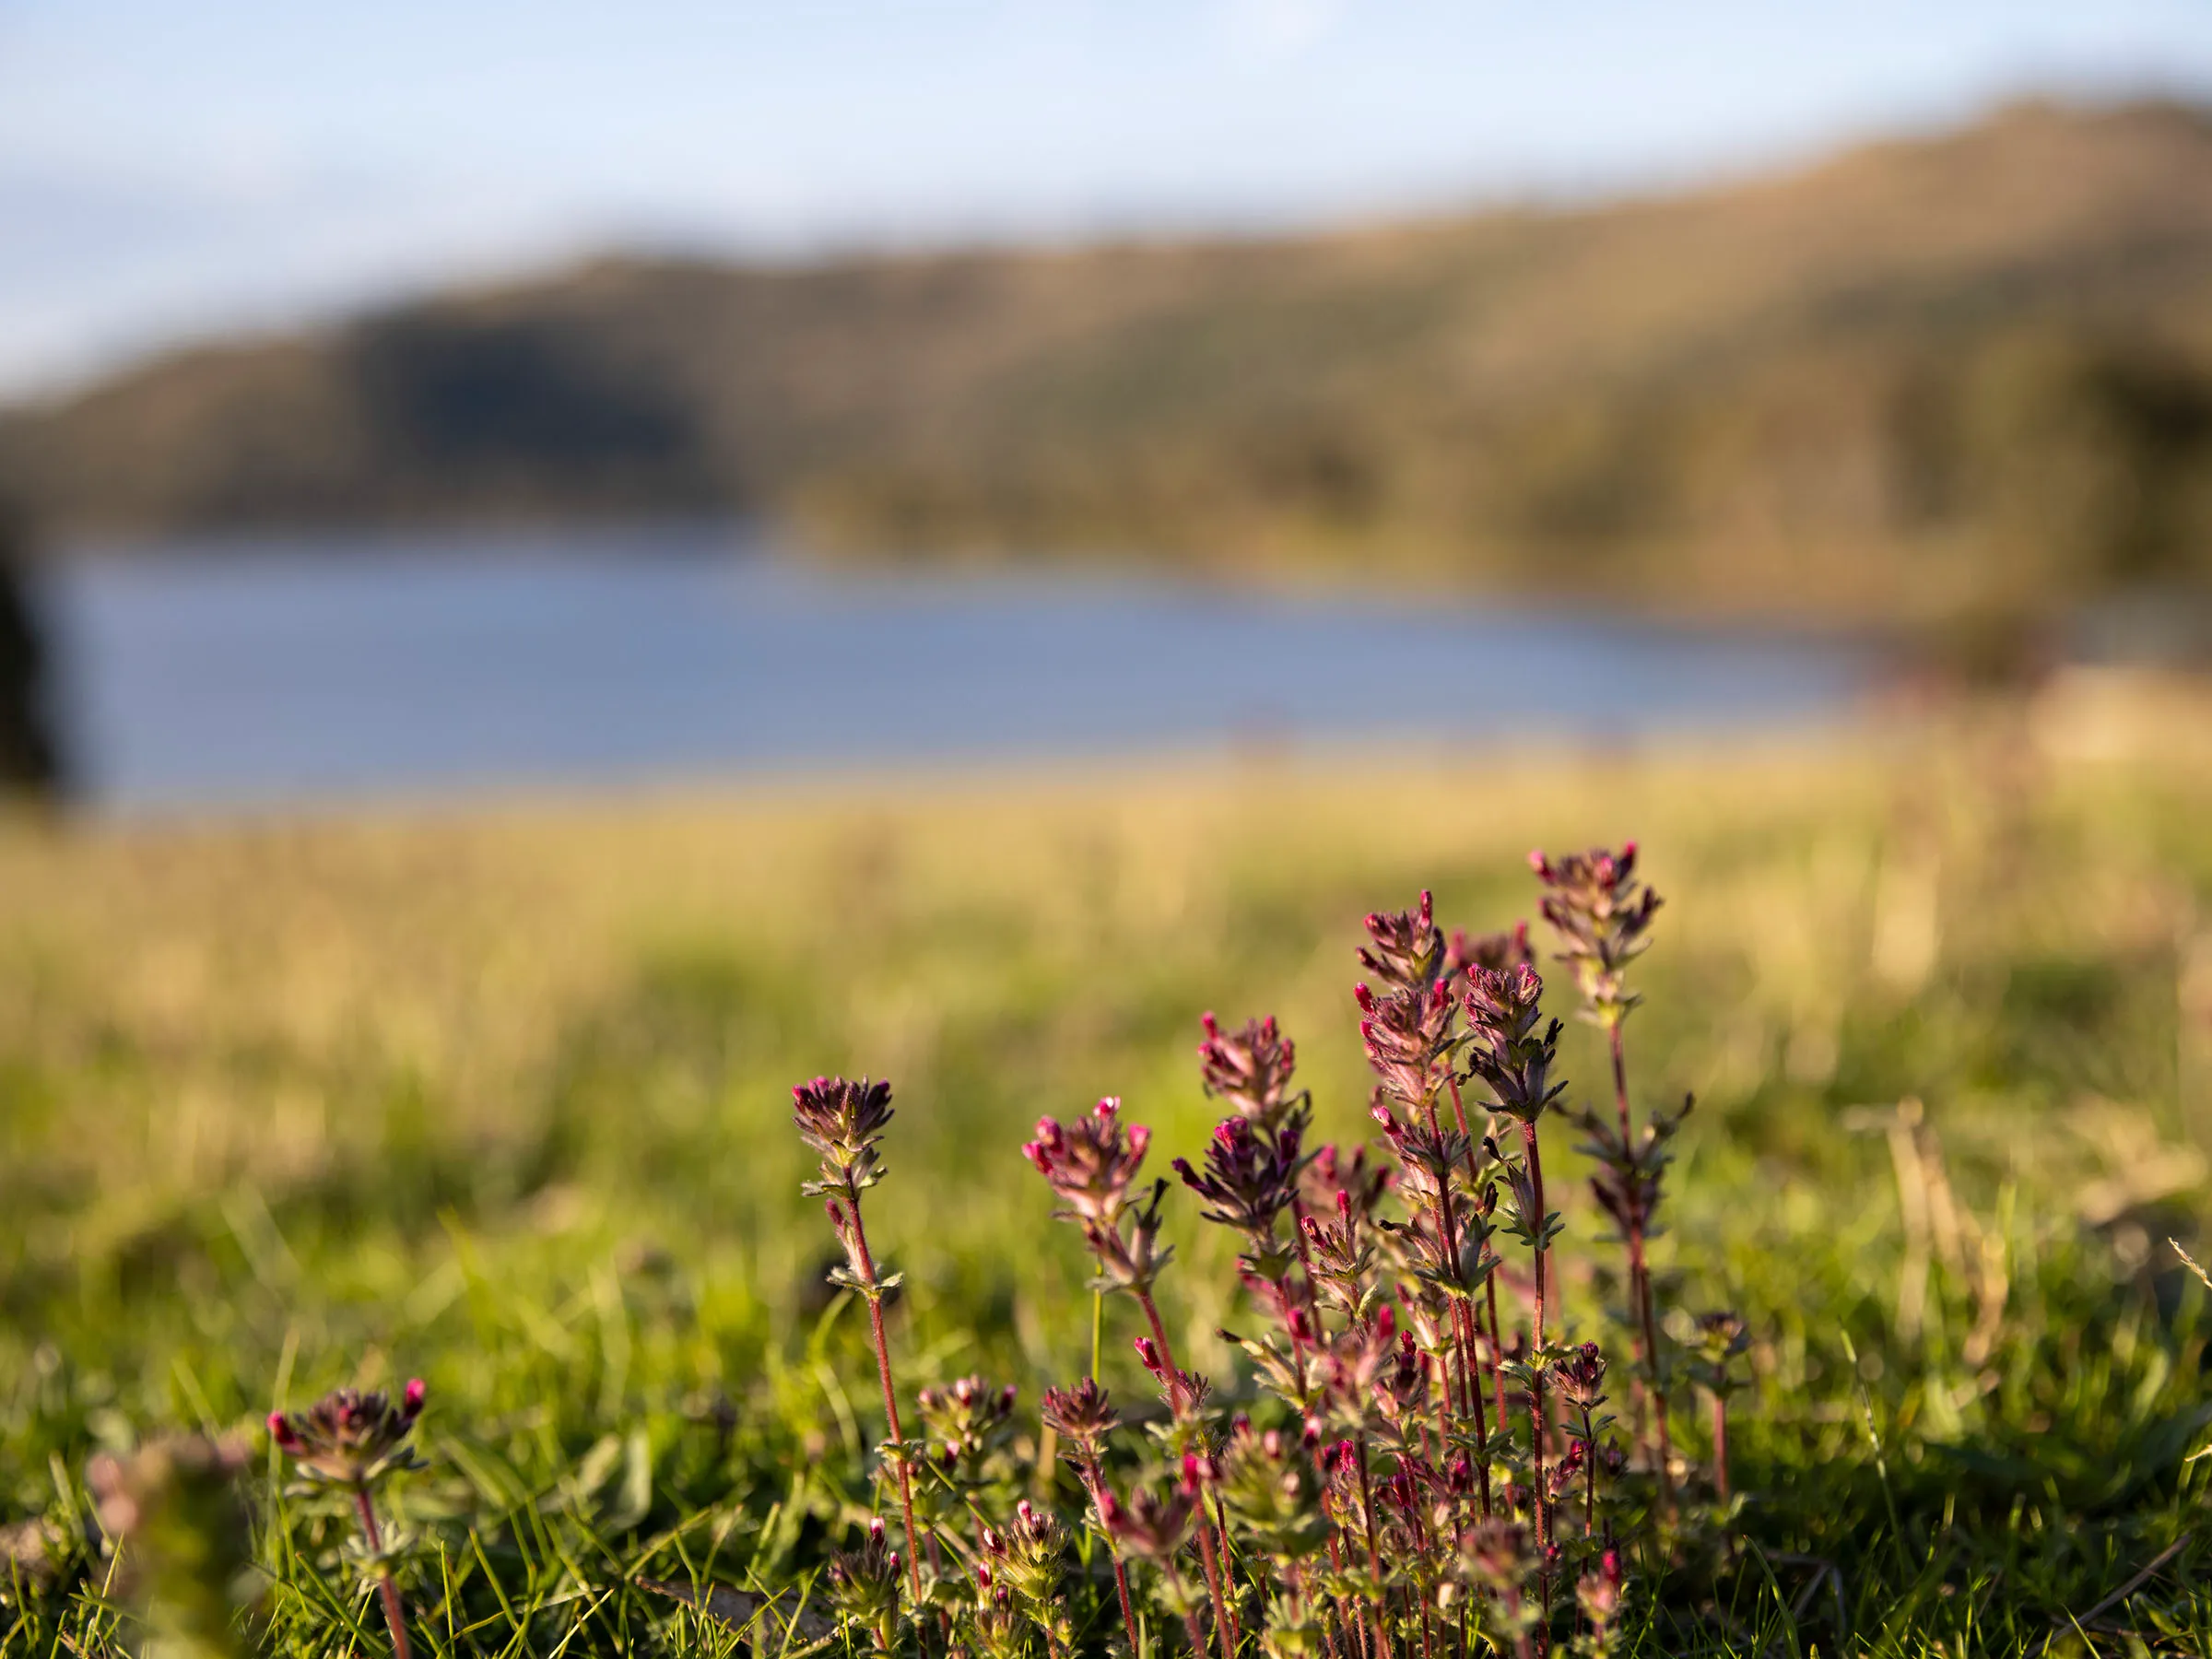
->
{"left": 267, "top": 1383, "right": 426, "bottom": 1659}
{"left": 1533, "top": 844, "right": 1683, "bottom": 1507}
{"left": 791, "top": 846, "right": 1729, "bottom": 1657}
{"left": 794, "top": 1076, "right": 927, "bottom": 1608}
{"left": 1687, "top": 1315, "right": 1748, "bottom": 1506}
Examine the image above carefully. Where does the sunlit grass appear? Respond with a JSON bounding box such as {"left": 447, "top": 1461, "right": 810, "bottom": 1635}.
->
{"left": 5, "top": 691, "right": 2212, "bottom": 1653}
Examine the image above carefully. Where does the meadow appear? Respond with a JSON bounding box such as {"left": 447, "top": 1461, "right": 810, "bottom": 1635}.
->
{"left": 6, "top": 684, "right": 2212, "bottom": 1656}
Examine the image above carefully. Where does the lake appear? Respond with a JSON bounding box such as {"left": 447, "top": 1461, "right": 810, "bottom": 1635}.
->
{"left": 38, "top": 526, "right": 1872, "bottom": 811}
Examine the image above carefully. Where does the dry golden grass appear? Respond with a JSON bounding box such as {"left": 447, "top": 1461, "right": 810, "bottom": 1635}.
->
{"left": 4, "top": 680, "right": 2207, "bottom": 1243}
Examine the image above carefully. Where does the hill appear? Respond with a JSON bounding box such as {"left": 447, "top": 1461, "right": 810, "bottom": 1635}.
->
{"left": 6, "top": 100, "right": 2212, "bottom": 621}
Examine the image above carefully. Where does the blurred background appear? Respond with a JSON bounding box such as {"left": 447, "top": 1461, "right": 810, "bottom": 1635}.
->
{"left": 5, "top": 6, "right": 2212, "bottom": 1573}
{"left": 4, "top": 1, "right": 2212, "bottom": 806}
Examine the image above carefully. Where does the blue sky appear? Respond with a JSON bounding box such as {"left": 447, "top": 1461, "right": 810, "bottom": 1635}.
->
{"left": 6, "top": 0, "right": 2212, "bottom": 397}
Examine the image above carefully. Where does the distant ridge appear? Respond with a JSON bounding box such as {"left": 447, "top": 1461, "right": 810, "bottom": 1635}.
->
{"left": 6, "top": 99, "right": 2212, "bottom": 621}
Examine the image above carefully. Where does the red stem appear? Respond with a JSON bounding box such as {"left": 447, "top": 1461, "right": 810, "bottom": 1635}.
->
{"left": 1606, "top": 1023, "right": 1649, "bottom": 1434}
{"left": 1209, "top": 1486, "right": 1242, "bottom": 1646}
{"left": 1136, "top": 1288, "right": 1240, "bottom": 1659}
{"left": 1401, "top": 1454, "right": 1439, "bottom": 1650}
{"left": 1288, "top": 1192, "right": 1324, "bottom": 1327}
{"left": 1417, "top": 1092, "right": 1466, "bottom": 1405}
{"left": 351, "top": 1488, "right": 412, "bottom": 1659}
{"left": 1605, "top": 1021, "right": 1631, "bottom": 1145}
{"left": 1445, "top": 1076, "right": 1512, "bottom": 1448}
{"left": 1354, "top": 1437, "right": 1392, "bottom": 1659}
{"left": 1517, "top": 1120, "right": 1552, "bottom": 1656}
{"left": 1418, "top": 1090, "right": 1493, "bottom": 1516}
{"left": 1166, "top": 1557, "right": 1210, "bottom": 1659}
{"left": 1325, "top": 1533, "right": 1363, "bottom": 1659}
{"left": 1454, "top": 1299, "right": 1493, "bottom": 1517}
{"left": 1083, "top": 1457, "right": 1144, "bottom": 1658}
{"left": 1609, "top": 1021, "right": 1675, "bottom": 1509}
{"left": 1483, "top": 1275, "right": 1512, "bottom": 1462}
{"left": 1579, "top": 1407, "right": 1599, "bottom": 1538}
{"left": 1712, "top": 1391, "right": 1730, "bottom": 1501}
{"left": 1296, "top": 1560, "right": 1345, "bottom": 1659}
{"left": 1275, "top": 1275, "right": 1312, "bottom": 1408}
{"left": 845, "top": 1197, "right": 926, "bottom": 1605}
{"left": 1626, "top": 1227, "right": 1675, "bottom": 1503}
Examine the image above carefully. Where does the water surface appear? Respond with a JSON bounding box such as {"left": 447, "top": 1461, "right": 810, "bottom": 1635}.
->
{"left": 41, "top": 526, "right": 1869, "bottom": 810}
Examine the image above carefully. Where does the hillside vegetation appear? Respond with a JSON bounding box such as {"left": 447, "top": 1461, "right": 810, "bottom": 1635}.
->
{"left": 6, "top": 100, "right": 2212, "bottom": 620}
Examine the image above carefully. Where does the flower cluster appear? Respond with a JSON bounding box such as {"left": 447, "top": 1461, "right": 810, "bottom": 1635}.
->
{"left": 1216, "top": 1417, "right": 1332, "bottom": 1562}
{"left": 1028, "top": 1098, "right": 1176, "bottom": 1296}
{"left": 1025, "top": 1097, "right": 1152, "bottom": 1223}
{"left": 915, "top": 1374, "right": 1020, "bottom": 1506}
{"left": 1040, "top": 1377, "right": 1120, "bottom": 1465}
{"left": 1450, "top": 921, "right": 1533, "bottom": 978}
{"left": 1531, "top": 844, "right": 1661, "bottom": 1027}
{"left": 794, "top": 1075, "right": 897, "bottom": 1200}
{"left": 975, "top": 1501, "right": 1073, "bottom": 1656}
{"left": 268, "top": 1383, "right": 427, "bottom": 1659}
{"left": 794, "top": 1076, "right": 925, "bottom": 1600}
{"left": 1198, "top": 1012, "right": 1303, "bottom": 1132}
{"left": 1462, "top": 962, "right": 1565, "bottom": 1126}
{"left": 1535, "top": 844, "right": 1681, "bottom": 1501}
{"left": 916, "top": 1376, "right": 1018, "bottom": 1466}
{"left": 267, "top": 1382, "right": 425, "bottom": 1488}
{"left": 828, "top": 1517, "right": 905, "bottom": 1655}
{"left": 783, "top": 845, "right": 1747, "bottom": 1659}
{"left": 1175, "top": 1114, "right": 1305, "bottom": 1282}
{"left": 1357, "top": 979, "right": 1460, "bottom": 1116}
{"left": 1358, "top": 889, "right": 1448, "bottom": 991}
{"left": 1098, "top": 1472, "right": 1199, "bottom": 1566}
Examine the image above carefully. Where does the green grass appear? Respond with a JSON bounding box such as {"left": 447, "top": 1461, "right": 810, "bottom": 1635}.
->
{"left": 6, "top": 700, "right": 2212, "bottom": 1654}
